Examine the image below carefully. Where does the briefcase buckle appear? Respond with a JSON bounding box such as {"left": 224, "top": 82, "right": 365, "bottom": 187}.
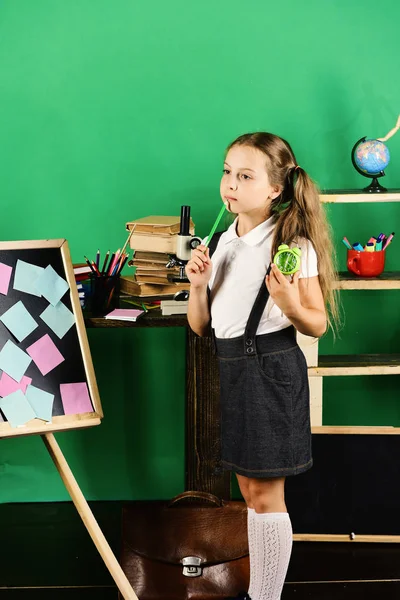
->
{"left": 181, "top": 556, "right": 202, "bottom": 577}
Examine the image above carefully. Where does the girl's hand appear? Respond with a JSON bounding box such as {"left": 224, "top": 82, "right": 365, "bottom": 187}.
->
{"left": 265, "top": 263, "right": 301, "bottom": 316}
{"left": 185, "top": 245, "right": 212, "bottom": 288}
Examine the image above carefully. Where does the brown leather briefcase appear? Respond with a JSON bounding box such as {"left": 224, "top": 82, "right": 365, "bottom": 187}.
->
{"left": 119, "top": 491, "right": 249, "bottom": 599}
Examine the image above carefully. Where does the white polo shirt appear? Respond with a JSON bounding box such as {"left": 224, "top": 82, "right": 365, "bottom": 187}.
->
{"left": 208, "top": 216, "right": 319, "bottom": 339}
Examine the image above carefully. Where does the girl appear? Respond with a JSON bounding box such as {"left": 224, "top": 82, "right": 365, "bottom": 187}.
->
{"left": 185, "top": 132, "right": 338, "bottom": 600}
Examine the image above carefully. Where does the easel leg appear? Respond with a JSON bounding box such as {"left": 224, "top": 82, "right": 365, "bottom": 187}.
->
{"left": 42, "top": 433, "right": 138, "bottom": 600}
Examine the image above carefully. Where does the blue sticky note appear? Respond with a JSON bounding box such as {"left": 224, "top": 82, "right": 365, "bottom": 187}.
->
{"left": 0, "top": 389, "right": 36, "bottom": 427}
{"left": 35, "top": 265, "right": 69, "bottom": 306}
{"left": 0, "top": 340, "right": 32, "bottom": 383}
{"left": 40, "top": 301, "right": 75, "bottom": 339}
{"left": 25, "top": 385, "right": 54, "bottom": 422}
{"left": 13, "top": 260, "right": 44, "bottom": 297}
{"left": 0, "top": 301, "right": 39, "bottom": 342}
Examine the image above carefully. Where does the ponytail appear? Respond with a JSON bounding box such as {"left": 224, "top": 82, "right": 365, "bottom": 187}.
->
{"left": 271, "top": 167, "right": 340, "bottom": 332}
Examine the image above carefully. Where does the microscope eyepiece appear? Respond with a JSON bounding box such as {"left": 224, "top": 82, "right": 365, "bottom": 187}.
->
{"left": 179, "top": 205, "right": 191, "bottom": 236}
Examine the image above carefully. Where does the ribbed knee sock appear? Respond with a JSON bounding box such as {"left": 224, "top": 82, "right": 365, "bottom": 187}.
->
{"left": 248, "top": 510, "right": 293, "bottom": 600}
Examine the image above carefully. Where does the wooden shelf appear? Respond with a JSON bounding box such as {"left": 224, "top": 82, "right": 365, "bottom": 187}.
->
{"left": 312, "top": 426, "right": 400, "bottom": 435}
{"left": 320, "top": 189, "right": 400, "bottom": 203}
{"left": 308, "top": 354, "right": 400, "bottom": 376}
{"left": 335, "top": 272, "right": 400, "bottom": 290}
{"left": 294, "top": 532, "right": 400, "bottom": 541}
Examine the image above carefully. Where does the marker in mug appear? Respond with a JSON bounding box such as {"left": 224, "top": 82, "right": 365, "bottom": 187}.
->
{"left": 342, "top": 237, "right": 352, "bottom": 250}
{"left": 375, "top": 240, "right": 383, "bottom": 251}
{"left": 352, "top": 242, "right": 364, "bottom": 252}
{"left": 365, "top": 242, "right": 374, "bottom": 252}
{"left": 383, "top": 232, "right": 395, "bottom": 250}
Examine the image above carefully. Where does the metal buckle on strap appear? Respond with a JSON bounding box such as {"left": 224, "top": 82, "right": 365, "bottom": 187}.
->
{"left": 181, "top": 556, "right": 202, "bottom": 577}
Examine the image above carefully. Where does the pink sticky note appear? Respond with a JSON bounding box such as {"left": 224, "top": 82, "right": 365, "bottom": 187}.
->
{"left": 26, "top": 334, "right": 65, "bottom": 376}
{"left": 0, "top": 263, "right": 13, "bottom": 295}
{"left": 60, "top": 382, "right": 93, "bottom": 415}
{"left": 0, "top": 373, "right": 32, "bottom": 397}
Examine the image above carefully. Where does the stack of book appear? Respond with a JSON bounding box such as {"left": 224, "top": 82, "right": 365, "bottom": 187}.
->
{"left": 121, "top": 216, "right": 194, "bottom": 298}
{"left": 76, "top": 282, "right": 86, "bottom": 307}
{"left": 73, "top": 263, "right": 92, "bottom": 282}
{"left": 73, "top": 263, "right": 91, "bottom": 308}
{"left": 160, "top": 299, "right": 189, "bottom": 315}
{"left": 130, "top": 250, "right": 179, "bottom": 284}
{"left": 125, "top": 215, "right": 195, "bottom": 254}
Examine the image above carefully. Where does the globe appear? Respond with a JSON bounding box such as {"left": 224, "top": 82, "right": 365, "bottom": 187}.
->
{"left": 351, "top": 136, "right": 390, "bottom": 193}
{"left": 354, "top": 139, "right": 390, "bottom": 175}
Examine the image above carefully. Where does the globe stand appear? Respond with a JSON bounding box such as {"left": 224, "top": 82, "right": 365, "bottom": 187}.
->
{"left": 351, "top": 137, "right": 388, "bottom": 193}
{"left": 363, "top": 176, "right": 387, "bottom": 193}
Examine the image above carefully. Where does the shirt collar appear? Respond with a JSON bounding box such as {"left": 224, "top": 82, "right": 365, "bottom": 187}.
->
{"left": 224, "top": 216, "right": 275, "bottom": 247}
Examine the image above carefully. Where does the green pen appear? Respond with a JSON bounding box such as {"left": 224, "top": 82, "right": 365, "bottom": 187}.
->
{"left": 202, "top": 203, "right": 227, "bottom": 252}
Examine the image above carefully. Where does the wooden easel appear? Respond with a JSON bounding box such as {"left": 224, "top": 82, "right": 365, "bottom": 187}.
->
{"left": 43, "top": 433, "right": 138, "bottom": 600}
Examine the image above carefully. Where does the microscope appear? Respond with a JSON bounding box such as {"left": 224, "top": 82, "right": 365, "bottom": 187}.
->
{"left": 166, "top": 205, "right": 202, "bottom": 283}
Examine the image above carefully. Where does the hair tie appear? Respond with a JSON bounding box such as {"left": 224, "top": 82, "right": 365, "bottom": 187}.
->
{"left": 294, "top": 165, "right": 300, "bottom": 171}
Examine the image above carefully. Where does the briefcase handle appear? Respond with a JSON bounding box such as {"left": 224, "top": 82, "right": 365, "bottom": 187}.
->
{"left": 168, "top": 490, "right": 223, "bottom": 508}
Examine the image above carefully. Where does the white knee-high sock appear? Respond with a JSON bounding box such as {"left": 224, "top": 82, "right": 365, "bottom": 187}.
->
{"left": 247, "top": 508, "right": 257, "bottom": 598}
{"left": 252, "top": 512, "right": 293, "bottom": 600}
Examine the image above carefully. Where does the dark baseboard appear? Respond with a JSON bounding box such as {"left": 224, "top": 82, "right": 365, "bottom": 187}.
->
{"left": 0, "top": 502, "right": 121, "bottom": 588}
{"left": 0, "top": 588, "right": 118, "bottom": 599}
{"left": 1, "top": 582, "right": 399, "bottom": 600}
{"left": 283, "top": 581, "right": 400, "bottom": 599}
{"left": 288, "top": 540, "right": 400, "bottom": 580}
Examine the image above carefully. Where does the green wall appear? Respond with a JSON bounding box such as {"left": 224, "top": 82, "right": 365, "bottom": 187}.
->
{"left": 0, "top": 0, "right": 399, "bottom": 501}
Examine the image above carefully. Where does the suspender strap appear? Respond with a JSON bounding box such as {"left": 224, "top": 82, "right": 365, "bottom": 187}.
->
{"left": 208, "top": 230, "right": 224, "bottom": 258}
{"left": 243, "top": 264, "right": 272, "bottom": 355}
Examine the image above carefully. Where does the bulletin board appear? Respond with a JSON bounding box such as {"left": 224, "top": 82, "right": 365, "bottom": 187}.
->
{"left": 0, "top": 239, "right": 102, "bottom": 438}
{"left": 0, "top": 239, "right": 137, "bottom": 598}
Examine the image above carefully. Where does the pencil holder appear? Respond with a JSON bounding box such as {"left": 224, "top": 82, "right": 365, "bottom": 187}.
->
{"left": 89, "top": 275, "right": 120, "bottom": 316}
{"left": 347, "top": 249, "right": 385, "bottom": 277}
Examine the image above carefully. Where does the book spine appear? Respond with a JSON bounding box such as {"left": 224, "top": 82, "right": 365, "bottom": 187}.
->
{"left": 129, "top": 235, "right": 177, "bottom": 253}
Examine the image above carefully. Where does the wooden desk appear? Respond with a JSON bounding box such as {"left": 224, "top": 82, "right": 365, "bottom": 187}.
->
{"left": 85, "top": 310, "right": 231, "bottom": 499}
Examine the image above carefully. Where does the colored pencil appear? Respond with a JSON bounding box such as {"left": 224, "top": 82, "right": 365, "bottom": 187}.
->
{"left": 116, "top": 253, "right": 129, "bottom": 275}
{"left": 203, "top": 204, "right": 227, "bottom": 251}
{"left": 101, "top": 250, "right": 110, "bottom": 274}
{"left": 108, "top": 249, "right": 120, "bottom": 275}
{"left": 84, "top": 257, "right": 97, "bottom": 275}
{"left": 121, "top": 224, "right": 136, "bottom": 257}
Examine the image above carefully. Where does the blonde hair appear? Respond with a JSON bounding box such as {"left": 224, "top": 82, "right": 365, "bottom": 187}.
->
{"left": 227, "top": 132, "right": 340, "bottom": 332}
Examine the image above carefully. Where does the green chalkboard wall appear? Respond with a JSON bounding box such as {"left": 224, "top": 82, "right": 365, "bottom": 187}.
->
{"left": 0, "top": 0, "right": 399, "bottom": 501}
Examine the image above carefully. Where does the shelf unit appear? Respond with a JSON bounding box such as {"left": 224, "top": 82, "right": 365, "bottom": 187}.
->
{"left": 335, "top": 271, "right": 400, "bottom": 290}
{"left": 300, "top": 190, "right": 400, "bottom": 435}
{"left": 320, "top": 189, "right": 400, "bottom": 203}
{"left": 309, "top": 353, "right": 400, "bottom": 377}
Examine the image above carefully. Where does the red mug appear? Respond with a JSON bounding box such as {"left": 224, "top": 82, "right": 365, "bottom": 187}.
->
{"left": 347, "top": 249, "right": 385, "bottom": 277}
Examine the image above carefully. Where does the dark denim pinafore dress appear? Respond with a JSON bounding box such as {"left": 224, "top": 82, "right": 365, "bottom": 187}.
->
{"left": 214, "top": 268, "right": 313, "bottom": 479}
